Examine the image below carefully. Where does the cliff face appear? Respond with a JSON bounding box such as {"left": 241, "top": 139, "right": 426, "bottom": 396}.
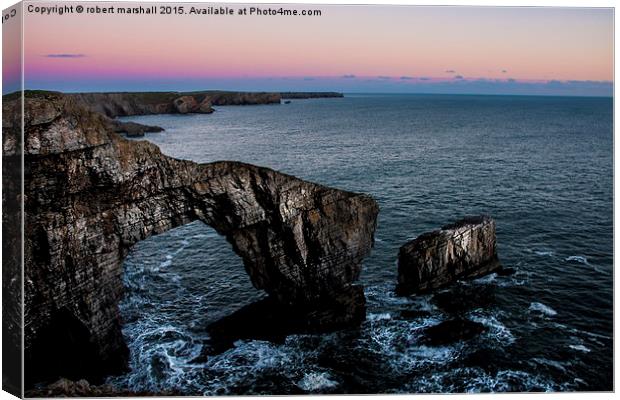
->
{"left": 396, "top": 216, "right": 501, "bottom": 295}
{"left": 67, "top": 91, "right": 283, "bottom": 118}
{"left": 4, "top": 92, "right": 378, "bottom": 385}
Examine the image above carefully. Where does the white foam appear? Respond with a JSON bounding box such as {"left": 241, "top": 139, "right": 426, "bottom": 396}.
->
{"left": 535, "top": 250, "right": 554, "bottom": 256}
{"left": 472, "top": 273, "right": 497, "bottom": 284}
{"left": 297, "top": 372, "right": 338, "bottom": 392}
{"left": 405, "top": 367, "right": 570, "bottom": 393}
{"left": 565, "top": 255, "right": 589, "bottom": 265}
{"left": 367, "top": 312, "right": 392, "bottom": 321}
{"left": 529, "top": 302, "right": 557, "bottom": 317}
{"left": 569, "top": 344, "right": 591, "bottom": 353}
{"left": 469, "top": 312, "right": 516, "bottom": 344}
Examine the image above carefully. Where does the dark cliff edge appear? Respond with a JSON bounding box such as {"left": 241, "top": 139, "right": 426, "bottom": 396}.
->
{"left": 2, "top": 91, "right": 375, "bottom": 388}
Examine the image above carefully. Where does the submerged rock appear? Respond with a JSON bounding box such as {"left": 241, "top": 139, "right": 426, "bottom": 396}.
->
{"left": 432, "top": 284, "right": 496, "bottom": 314}
{"left": 398, "top": 309, "right": 432, "bottom": 320}
{"left": 201, "top": 286, "right": 365, "bottom": 356}
{"left": 496, "top": 267, "right": 516, "bottom": 276}
{"left": 396, "top": 216, "right": 501, "bottom": 295}
{"left": 6, "top": 91, "right": 378, "bottom": 386}
{"left": 419, "top": 318, "right": 487, "bottom": 346}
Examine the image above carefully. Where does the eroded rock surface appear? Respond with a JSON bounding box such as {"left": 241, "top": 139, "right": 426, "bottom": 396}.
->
{"left": 396, "top": 216, "right": 501, "bottom": 295}
{"left": 3, "top": 92, "right": 378, "bottom": 385}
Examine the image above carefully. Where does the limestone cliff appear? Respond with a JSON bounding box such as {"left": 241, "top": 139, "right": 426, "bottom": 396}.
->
{"left": 2, "top": 92, "right": 377, "bottom": 386}
{"left": 396, "top": 216, "right": 501, "bottom": 295}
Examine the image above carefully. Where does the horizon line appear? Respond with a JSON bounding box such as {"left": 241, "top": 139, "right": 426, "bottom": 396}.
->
{"left": 5, "top": 88, "right": 613, "bottom": 99}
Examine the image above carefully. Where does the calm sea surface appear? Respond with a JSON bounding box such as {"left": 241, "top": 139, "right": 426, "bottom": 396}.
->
{"left": 110, "top": 94, "right": 613, "bottom": 394}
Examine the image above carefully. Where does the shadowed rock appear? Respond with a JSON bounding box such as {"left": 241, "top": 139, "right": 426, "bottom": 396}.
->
{"left": 396, "top": 216, "right": 501, "bottom": 295}
{"left": 419, "top": 318, "right": 486, "bottom": 346}
{"left": 3, "top": 92, "right": 378, "bottom": 386}
{"left": 199, "top": 286, "right": 365, "bottom": 356}
{"left": 432, "top": 284, "right": 496, "bottom": 314}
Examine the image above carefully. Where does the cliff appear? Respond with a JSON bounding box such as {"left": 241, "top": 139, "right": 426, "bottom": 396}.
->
{"left": 66, "top": 91, "right": 281, "bottom": 117}
{"left": 396, "top": 216, "right": 501, "bottom": 295}
{"left": 2, "top": 92, "right": 377, "bottom": 386}
{"left": 65, "top": 90, "right": 343, "bottom": 119}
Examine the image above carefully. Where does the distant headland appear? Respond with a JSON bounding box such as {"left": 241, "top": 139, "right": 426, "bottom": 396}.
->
{"left": 5, "top": 90, "right": 344, "bottom": 136}
{"left": 66, "top": 90, "right": 344, "bottom": 118}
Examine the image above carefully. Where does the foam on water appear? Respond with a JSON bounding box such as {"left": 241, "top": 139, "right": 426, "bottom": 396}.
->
{"left": 565, "top": 255, "right": 589, "bottom": 265}
{"left": 405, "top": 367, "right": 575, "bottom": 393}
{"left": 569, "top": 344, "right": 591, "bottom": 353}
{"left": 469, "top": 311, "right": 516, "bottom": 345}
{"left": 529, "top": 302, "right": 558, "bottom": 317}
{"left": 367, "top": 312, "right": 392, "bottom": 321}
{"left": 471, "top": 273, "right": 497, "bottom": 284}
{"left": 297, "top": 372, "right": 339, "bottom": 392}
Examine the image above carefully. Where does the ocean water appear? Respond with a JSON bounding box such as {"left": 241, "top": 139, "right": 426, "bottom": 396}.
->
{"left": 109, "top": 94, "right": 613, "bottom": 394}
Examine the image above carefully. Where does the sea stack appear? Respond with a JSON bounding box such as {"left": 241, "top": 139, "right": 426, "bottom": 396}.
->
{"left": 396, "top": 216, "right": 501, "bottom": 295}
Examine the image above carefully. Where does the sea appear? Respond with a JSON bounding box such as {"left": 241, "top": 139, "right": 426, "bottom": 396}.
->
{"left": 108, "top": 94, "right": 613, "bottom": 394}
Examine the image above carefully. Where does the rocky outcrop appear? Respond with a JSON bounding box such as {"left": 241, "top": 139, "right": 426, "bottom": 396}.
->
{"left": 106, "top": 119, "right": 164, "bottom": 137}
{"left": 66, "top": 91, "right": 284, "bottom": 118}
{"left": 65, "top": 91, "right": 344, "bottom": 119}
{"left": 396, "top": 216, "right": 501, "bottom": 295}
{"left": 2, "top": 92, "right": 378, "bottom": 386}
{"left": 26, "top": 378, "right": 176, "bottom": 397}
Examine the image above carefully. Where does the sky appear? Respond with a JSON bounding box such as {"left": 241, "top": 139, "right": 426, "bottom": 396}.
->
{"left": 5, "top": 2, "right": 615, "bottom": 95}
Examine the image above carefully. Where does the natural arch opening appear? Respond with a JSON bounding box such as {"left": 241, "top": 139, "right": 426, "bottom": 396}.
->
{"left": 117, "top": 221, "right": 267, "bottom": 384}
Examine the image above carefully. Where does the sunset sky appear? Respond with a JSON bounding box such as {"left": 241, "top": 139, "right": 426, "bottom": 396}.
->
{"left": 6, "top": 2, "right": 615, "bottom": 95}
